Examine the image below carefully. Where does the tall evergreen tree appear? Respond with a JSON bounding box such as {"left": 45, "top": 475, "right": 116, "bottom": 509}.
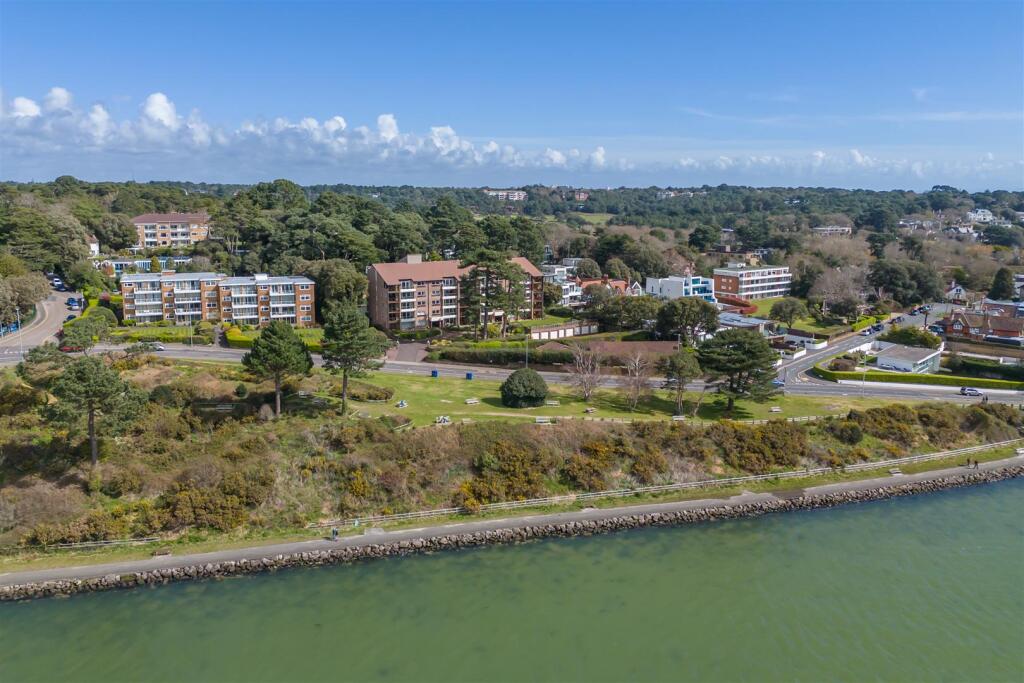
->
{"left": 242, "top": 321, "right": 313, "bottom": 416}
{"left": 49, "top": 356, "right": 145, "bottom": 467}
{"left": 989, "top": 267, "right": 1016, "bottom": 301}
{"left": 321, "top": 305, "right": 388, "bottom": 414}
{"left": 697, "top": 329, "right": 779, "bottom": 415}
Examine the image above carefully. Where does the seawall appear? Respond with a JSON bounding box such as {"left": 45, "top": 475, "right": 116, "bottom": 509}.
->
{"left": 2, "top": 463, "right": 1021, "bottom": 602}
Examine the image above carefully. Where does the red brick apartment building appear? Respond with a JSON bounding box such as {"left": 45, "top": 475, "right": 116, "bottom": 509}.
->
{"left": 121, "top": 272, "right": 315, "bottom": 327}
{"left": 131, "top": 212, "right": 211, "bottom": 250}
{"left": 367, "top": 254, "right": 543, "bottom": 331}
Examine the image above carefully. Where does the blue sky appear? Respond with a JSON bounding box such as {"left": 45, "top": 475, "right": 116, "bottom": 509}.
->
{"left": 1, "top": 0, "right": 1021, "bottom": 189}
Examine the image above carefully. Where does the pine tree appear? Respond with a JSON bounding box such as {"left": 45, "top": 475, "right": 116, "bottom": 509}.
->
{"left": 321, "top": 305, "right": 388, "bottom": 414}
{"left": 49, "top": 356, "right": 145, "bottom": 467}
{"left": 697, "top": 329, "right": 779, "bottom": 415}
{"left": 989, "top": 267, "right": 1016, "bottom": 301}
{"left": 242, "top": 321, "right": 313, "bottom": 416}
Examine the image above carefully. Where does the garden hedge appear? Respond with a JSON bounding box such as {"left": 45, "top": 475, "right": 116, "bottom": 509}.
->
{"left": 812, "top": 363, "right": 1024, "bottom": 390}
{"left": 437, "top": 347, "right": 574, "bottom": 366}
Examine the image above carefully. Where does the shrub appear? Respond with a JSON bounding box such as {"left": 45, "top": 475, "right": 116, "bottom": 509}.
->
{"left": 102, "top": 466, "right": 144, "bottom": 497}
{"left": 878, "top": 326, "right": 942, "bottom": 349}
{"left": 437, "top": 347, "right": 573, "bottom": 366}
{"left": 546, "top": 306, "right": 574, "bottom": 318}
{"left": 0, "top": 380, "right": 44, "bottom": 416}
{"left": 234, "top": 382, "right": 249, "bottom": 398}
{"left": 463, "top": 440, "right": 551, "bottom": 503}
{"left": 826, "top": 419, "right": 863, "bottom": 445}
{"left": 562, "top": 442, "right": 614, "bottom": 491}
{"left": 347, "top": 380, "right": 395, "bottom": 402}
{"left": 499, "top": 368, "right": 549, "bottom": 408}
{"left": 629, "top": 448, "right": 668, "bottom": 484}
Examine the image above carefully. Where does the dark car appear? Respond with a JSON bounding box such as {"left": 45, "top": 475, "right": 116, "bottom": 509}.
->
{"left": 65, "top": 314, "right": 77, "bottom": 322}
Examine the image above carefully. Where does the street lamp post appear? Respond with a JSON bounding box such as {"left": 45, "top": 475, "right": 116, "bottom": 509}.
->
{"left": 15, "top": 307, "right": 23, "bottom": 359}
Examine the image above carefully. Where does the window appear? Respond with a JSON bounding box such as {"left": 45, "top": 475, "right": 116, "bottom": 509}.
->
{"left": 301, "top": 316, "right": 312, "bottom": 322}
{"left": 300, "top": 295, "right": 311, "bottom": 301}
{"left": 299, "top": 284, "right": 310, "bottom": 290}
{"left": 260, "top": 306, "right": 269, "bottom": 312}
{"left": 300, "top": 305, "right": 311, "bottom": 311}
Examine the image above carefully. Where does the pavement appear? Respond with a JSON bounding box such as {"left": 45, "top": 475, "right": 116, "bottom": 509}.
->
{"left": 0, "top": 288, "right": 80, "bottom": 359}
{"left": 0, "top": 300, "right": 1010, "bottom": 405}
{"left": 1, "top": 451, "right": 1019, "bottom": 588}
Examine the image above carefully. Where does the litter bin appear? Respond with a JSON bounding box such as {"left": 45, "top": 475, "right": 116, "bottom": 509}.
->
{"left": 466, "top": 372, "right": 474, "bottom": 380}
{"left": 431, "top": 369, "right": 439, "bottom": 378}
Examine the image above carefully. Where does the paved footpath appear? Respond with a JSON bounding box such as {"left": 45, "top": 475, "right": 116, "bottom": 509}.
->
{"left": 2, "top": 454, "right": 1020, "bottom": 589}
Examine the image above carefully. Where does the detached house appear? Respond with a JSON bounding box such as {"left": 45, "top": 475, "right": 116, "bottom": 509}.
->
{"left": 941, "top": 311, "right": 1024, "bottom": 343}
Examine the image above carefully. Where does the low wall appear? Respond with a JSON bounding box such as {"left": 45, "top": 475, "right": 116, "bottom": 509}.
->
{"left": 2, "top": 465, "right": 1020, "bottom": 602}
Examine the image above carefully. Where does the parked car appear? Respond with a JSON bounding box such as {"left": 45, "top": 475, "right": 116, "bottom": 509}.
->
{"left": 150, "top": 343, "right": 166, "bottom": 351}
{"left": 59, "top": 343, "right": 83, "bottom": 353}
{"left": 860, "top": 328, "right": 873, "bottom": 336}
{"left": 771, "top": 379, "right": 785, "bottom": 387}
{"left": 928, "top": 324, "right": 944, "bottom": 334}
{"left": 64, "top": 314, "right": 77, "bottom": 322}
{"left": 65, "top": 297, "right": 78, "bottom": 306}
{"left": 960, "top": 387, "right": 984, "bottom": 397}
{"left": 871, "top": 324, "right": 884, "bottom": 332}
{"left": 51, "top": 278, "right": 63, "bottom": 288}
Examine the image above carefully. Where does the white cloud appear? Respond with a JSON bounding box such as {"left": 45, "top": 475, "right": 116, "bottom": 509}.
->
{"left": 377, "top": 113, "right": 399, "bottom": 142}
{"left": 542, "top": 148, "right": 567, "bottom": 167}
{"left": 142, "top": 92, "right": 179, "bottom": 129}
{"left": 43, "top": 87, "right": 72, "bottom": 111}
{"left": 10, "top": 96, "right": 41, "bottom": 118}
{"left": 1, "top": 87, "right": 1021, "bottom": 189}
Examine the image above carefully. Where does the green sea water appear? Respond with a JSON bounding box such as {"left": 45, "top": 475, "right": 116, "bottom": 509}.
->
{"left": 3, "top": 479, "right": 1023, "bottom": 683}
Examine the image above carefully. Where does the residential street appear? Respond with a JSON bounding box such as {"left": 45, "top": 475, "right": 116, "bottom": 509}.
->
{"left": 0, "top": 300, "right": 1010, "bottom": 405}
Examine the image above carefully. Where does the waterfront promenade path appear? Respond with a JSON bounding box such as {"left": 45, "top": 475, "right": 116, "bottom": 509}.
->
{"left": 2, "top": 454, "right": 1021, "bottom": 589}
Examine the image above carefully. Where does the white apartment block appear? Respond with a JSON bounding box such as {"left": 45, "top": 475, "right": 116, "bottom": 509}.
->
{"left": 483, "top": 189, "right": 528, "bottom": 201}
{"left": 713, "top": 262, "right": 792, "bottom": 300}
{"left": 812, "top": 225, "right": 852, "bottom": 236}
{"left": 644, "top": 275, "right": 717, "bottom": 304}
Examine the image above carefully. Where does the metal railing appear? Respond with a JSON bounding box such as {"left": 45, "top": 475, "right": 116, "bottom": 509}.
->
{"left": 0, "top": 537, "right": 163, "bottom": 553}
{"left": 307, "top": 438, "right": 1023, "bottom": 529}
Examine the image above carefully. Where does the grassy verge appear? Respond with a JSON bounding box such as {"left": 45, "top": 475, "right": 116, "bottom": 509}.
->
{"left": 350, "top": 371, "right": 898, "bottom": 425}
{"left": 2, "top": 444, "right": 1016, "bottom": 574}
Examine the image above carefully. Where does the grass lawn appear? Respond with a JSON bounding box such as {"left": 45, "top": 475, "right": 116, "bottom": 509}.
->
{"left": 747, "top": 297, "right": 854, "bottom": 335}
{"left": 349, "top": 371, "right": 900, "bottom": 426}
{"left": 570, "top": 211, "right": 613, "bottom": 225}
{"left": 517, "top": 314, "right": 572, "bottom": 329}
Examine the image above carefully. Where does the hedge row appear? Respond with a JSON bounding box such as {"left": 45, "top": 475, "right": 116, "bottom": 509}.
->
{"left": 952, "top": 357, "right": 1024, "bottom": 382}
{"left": 223, "top": 326, "right": 323, "bottom": 351}
{"left": 813, "top": 363, "right": 1024, "bottom": 390}
{"left": 437, "top": 347, "right": 574, "bottom": 366}
{"left": 851, "top": 316, "right": 879, "bottom": 332}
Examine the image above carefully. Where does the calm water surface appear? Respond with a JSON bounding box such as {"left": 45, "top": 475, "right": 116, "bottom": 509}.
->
{"left": 3, "top": 479, "right": 1023, "bottom": 682}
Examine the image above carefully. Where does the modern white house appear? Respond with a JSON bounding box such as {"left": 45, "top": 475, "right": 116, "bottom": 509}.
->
{"left": 644, "top": 275, "right": 717, "bottom": 304}
{"left": 875, "top": 343, "right": 942, "bottom": 373}
{"left": 541, "top": 265, "right": 584, "bottom": 308}
{"left": 967, "top": 208, "right": 994, "bottom": 224}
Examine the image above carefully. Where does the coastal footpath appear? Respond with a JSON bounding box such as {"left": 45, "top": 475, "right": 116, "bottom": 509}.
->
{"left": 2, "top": 456, "right": 1022, "bottom": 601}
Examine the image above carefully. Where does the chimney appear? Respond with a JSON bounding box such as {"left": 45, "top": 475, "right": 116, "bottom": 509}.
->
{"left": 400, "top": 254, "right": 423, "bottom": 264}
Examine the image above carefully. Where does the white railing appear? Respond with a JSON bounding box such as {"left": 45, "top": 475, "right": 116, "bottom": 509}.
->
{"left": 307, "top": 439, "right": 1023, "bottom": 528}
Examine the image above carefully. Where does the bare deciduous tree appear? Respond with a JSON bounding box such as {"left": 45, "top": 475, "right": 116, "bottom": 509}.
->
{"left": 621, "top": 350, "right": 652, "bottom": 412}
{"left": 568, "top": 343, "right": 602, "bottom": 402}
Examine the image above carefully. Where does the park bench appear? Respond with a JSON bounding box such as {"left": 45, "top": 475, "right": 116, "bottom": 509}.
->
{"left": 464, "top": 398, "right": 479, "bottom": 405}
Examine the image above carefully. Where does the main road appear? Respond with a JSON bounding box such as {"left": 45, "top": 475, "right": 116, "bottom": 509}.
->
{"left": 0, "top": 301, "right": 1011, "bottom": 404}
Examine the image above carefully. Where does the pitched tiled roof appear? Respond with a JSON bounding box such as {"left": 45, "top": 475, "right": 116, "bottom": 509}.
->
{"left": 947, "top": 312, "right": 1024, "bottom": 336}
{"left": 370, "top": 257, "right": 541, "bottom": 285}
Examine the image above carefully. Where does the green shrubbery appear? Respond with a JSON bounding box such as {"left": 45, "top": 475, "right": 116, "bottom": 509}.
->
{"left": 499, "top": 368, "right": 549, "bottom": 408}
{"left": 436, "top": 347, "right": 573, "bottom": 365}
{"left": 814, "top": 363, "right": 1024, "bottom": 390}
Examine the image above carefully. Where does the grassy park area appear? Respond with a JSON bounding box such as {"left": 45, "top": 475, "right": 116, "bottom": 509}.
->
{"left": 349, "top": 370, "right": 897, "bottom": 426}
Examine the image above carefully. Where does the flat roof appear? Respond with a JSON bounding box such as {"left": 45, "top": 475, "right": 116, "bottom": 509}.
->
{"left": 220, "top": 275, "right": 314, "bottom": 286}
{"left": 131, "top": 212, "right": 210, "bottom": 224}
{"left": 876, "top": 344, "right": 941, "bottom": 363}
{"left": 121, "top": 272, "right": 224, "bottom": 283}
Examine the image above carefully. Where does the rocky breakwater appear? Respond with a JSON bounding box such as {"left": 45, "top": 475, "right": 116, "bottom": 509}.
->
{"left": 3, "top": 465, "right": 1022, "bottom": 602}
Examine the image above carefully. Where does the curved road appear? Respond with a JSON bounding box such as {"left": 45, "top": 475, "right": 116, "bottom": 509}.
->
{"left": 0, "top": 300, "right": 1011, "bottom": 404}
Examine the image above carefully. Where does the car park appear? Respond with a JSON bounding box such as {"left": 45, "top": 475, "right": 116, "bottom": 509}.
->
{"left": 960, "top": 387, "right": 984, "bottom": 397}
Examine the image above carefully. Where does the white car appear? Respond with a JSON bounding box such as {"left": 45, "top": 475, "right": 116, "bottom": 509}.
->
{"left": 860, "top": 328, "right": 872, "bottom": 336}
{"left": 960, "top": 387, "right": 984, "bottom": 397}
